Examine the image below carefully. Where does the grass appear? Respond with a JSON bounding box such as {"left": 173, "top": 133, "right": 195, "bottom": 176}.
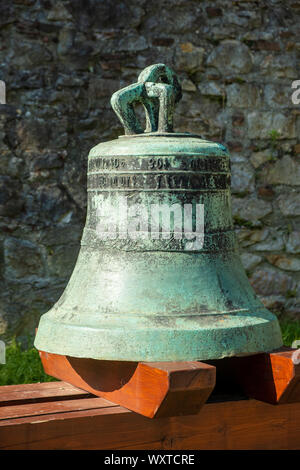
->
{"left": 280, "top": 319, "right": 300, "bottom": 348}
{"left": 0, "top": 318, "right": 299, "bottom": 385}
{"left": 0, "top": 338, "right": 57, "bottom": 386}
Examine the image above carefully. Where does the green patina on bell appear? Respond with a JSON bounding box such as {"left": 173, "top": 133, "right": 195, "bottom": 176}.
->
{"left": 35, "top": 64, "right": 283, "bottom": 361}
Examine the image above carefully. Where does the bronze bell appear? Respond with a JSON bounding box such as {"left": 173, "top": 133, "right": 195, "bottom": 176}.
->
{"left": 34, "top": 64, "right": 283, "bottom": 362}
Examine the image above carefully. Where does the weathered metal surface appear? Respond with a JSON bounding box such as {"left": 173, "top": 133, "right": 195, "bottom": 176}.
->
{"left": 34, "top": 64, "right": 283, "bottom": 361}
{"left": 111, "top": 63, "right": 182, "bottom": 134}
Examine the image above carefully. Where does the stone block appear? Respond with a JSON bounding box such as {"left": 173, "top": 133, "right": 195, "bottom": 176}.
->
{"left": 277, "top": 191, "right": 300, "bottom": 216}
{"left": 250, "top": 269, "right": 295, "bottom": 296}
{"left": 175, "top": 42, "right": 205, "bottom": 73}
{"left": 286, "top": 232, "right": 300, "bottom": 254}
{"left": 262, "top": 156, "right": 300, "bottom": 186}
{"left": 0, "top": 176, "right": 23, "bottom": 217}
{"left": 231, "top": 161, "right": 255, "bottom": 194}
{"left": 207, "top": 40, "right": 253, "bottom": 74}
{"left": 227, "top": 83, "right": 261, "bottom": 108}
{"left": 240, "top": 252, "right": 262, "bottom": 271}
{"left": 247, "top": 112, "right": 296, "bottom": 139}
{"left": 46, "top": 244, "right": 80, "bottom": 279}
{"left": 232, "top": 196, "right": 272, "bottom": 223}
{"left": 250, "top": 149, "right": 272, "bottom": 168}
{"left": 267, "top": 255, "right": 300, "bottom": 272}
{"left": 4, "top": 238, "right": 45, "bottom": 280}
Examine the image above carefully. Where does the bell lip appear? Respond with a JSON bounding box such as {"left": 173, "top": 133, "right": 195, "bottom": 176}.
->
{"left": 34, "top": 314, "right": 283, "bottom": 362}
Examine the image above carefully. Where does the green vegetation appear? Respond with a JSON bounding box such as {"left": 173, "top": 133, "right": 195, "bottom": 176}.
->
{"left": 0, "top": 319, "right": 299, "bottom": 385}
{"left": 269, "top": 129, "right": 280, "bottom": 142}
{"left": 233, "top": 215, "right": 255, "bottom": 229}
{"left": 280, "top": 319, "right": 300, "bottom": 348}
{"left": 233, "top": 77, "right": 246, "bottom": 84}
{"left": 285, "top": 289, "right": 297, "bottom": 299}
{"left": 269, "top": 129, "right": 280, "bottom": 157}
{"left": 0, "top": 338, "right": 57, "bottom": 386}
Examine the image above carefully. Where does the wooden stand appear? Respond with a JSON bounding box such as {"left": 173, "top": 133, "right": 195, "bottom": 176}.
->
{"left": 1, "top": 381, "right": 300, "bottom": 449}
{"left": 39, "top": 350, "right": 216, "bottom": 418}
{"left": 209, "top": 347, "right": 300, "bottom": 405}
{"left": 38, "top": 346, "right": 300, "bottom": 419}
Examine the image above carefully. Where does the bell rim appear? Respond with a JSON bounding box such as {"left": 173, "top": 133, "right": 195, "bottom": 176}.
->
{"left": 34, "top": 313, "right": 283, "bottom": 362}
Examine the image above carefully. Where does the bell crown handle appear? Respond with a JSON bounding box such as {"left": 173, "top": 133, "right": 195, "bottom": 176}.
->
{"left": 111, "top": 64, "right": 182, "bottom": 135}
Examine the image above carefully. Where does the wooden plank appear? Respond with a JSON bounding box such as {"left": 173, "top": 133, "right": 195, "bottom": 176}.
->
{"left": 0, "top": 381, "right": 84, "bottom": 394}
{"left": 0, "top": 392, "right": 299, "bottom": 449}
{"left": 38, "top": 351, "right": 216, "bottom": 418}
{"left": 0, "top": 381, "right": 92, "bottom": 406}
{"left": 0, "top": 397, "right": 118, "bottom": 420}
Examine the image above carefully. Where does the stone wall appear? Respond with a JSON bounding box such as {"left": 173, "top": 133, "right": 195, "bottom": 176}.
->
{"left": 0, "top": 0, "right": 299, "bottom": 341}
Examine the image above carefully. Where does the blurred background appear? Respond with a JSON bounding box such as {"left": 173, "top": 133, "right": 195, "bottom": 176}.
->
{"left": 0, "top": 0, "right": 299, "bottom": 353}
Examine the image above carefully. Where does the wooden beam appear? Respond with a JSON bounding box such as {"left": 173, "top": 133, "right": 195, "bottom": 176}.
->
{"left": 38, "top": 350, "right": 216, "bottom": 418}
{"left": 0, "top": 381, "right": 300, "bottom": 449}
{"left": 0, "top": 381, "right": 92, "bottom": 406}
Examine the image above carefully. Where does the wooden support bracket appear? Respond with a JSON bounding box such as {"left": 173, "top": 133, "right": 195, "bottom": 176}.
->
{"left": 210, "top": 347, "right": 300, "bottom": 405}
{"left": 39, "top": 346, "right": 300, "bottom": 418}
{"left": 38, "top": 350, "right": 216, "bottom": 419}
